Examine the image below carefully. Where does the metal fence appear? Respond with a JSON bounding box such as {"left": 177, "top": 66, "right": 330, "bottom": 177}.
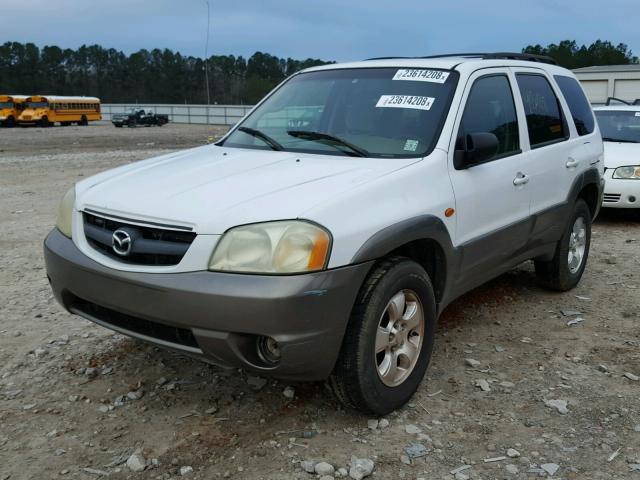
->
{"left": 101, "top": 104, "right": 254, "bottom": 126}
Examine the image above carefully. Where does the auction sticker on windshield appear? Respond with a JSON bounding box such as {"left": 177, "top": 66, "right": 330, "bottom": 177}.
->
{"left": 392, "top": 69, "right": 450, "bottom": 83}
{"left": 376, "top": 95, "right": 435, "bottom": 110}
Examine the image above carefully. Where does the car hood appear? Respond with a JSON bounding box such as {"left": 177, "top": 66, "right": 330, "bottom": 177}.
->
{"left": 603, "top": 141, "right": 640, "bottom": 169}
{"left": 77, "top": 145, "right": 419, "bottom": 234}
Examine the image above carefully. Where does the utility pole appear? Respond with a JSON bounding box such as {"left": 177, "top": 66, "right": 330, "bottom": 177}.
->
{"left": 204, "top": 0, "right": 211, "bottom": 105}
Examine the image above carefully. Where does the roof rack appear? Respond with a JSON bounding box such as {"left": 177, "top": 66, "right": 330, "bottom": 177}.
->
{"left": 605, "top": 97, "right": 640, "bottom": 106}
{"left": 365, "top": 52, "right": 557, "bottom": 65}
{"left": 606, "top": 97, "right": 630, "bottom": 105}
{"left": 480, "top": 52, "right": 557, "bottom": 65}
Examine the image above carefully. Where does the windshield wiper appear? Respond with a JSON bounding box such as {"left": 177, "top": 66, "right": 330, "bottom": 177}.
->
{"left": 287, "top": 130, "right": 369, "bottom": 157}
{"left": 602, "top": 137, "right": 639, "bottom": 143}
{"left": 237, "top": 126, "right": 284, "bottom": 151}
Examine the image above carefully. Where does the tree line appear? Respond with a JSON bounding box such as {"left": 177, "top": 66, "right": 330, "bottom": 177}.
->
{"left": 0, "top": 39, "right": 637, "bottom": 104}
{"left": 522, "top": 39, "right": 638, "bottom": 69}
{"left": 0, "top": 42, "right": 332, "bottom": 104}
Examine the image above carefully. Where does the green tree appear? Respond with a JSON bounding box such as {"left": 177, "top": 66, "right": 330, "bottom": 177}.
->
{"left": 0, "top": 41, "right": 333, "bottom": 103}
{"left": 523, "top": 39, "right": 639, "bottom": 68}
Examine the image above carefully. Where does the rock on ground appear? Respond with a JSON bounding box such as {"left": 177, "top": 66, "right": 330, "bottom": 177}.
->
{"left": 126, "top": 451, "right": 146, "bottom": 472}
{"left": 349, "top": 457, "right": 374, "bottom": 480}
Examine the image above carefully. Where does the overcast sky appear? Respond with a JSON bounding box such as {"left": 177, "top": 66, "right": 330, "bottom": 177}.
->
{"left": 3, "top": 0, "right": 639, "bottom": 61}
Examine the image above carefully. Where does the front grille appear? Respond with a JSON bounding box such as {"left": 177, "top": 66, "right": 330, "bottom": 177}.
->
{"left": 603, "top": 193, "right": 621, "bottom": 203}
{"left": 70, "top": 296, "right": 200, "bottom": 349}
{"left": 83, "top": 212, "right": 196, "bottom": 266}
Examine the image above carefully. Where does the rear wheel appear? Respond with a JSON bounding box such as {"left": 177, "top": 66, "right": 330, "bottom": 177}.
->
{"left": 329, "top": 257, "right": 436, "bottom": 414}
{"left": 535, "top": 199, "right": 591, "bottom": 291}
{"left": 79, "top": 115, "right": 88, "bottom": 126}
{"left": 39, "top": 116, "right": 50, "bottom": 128}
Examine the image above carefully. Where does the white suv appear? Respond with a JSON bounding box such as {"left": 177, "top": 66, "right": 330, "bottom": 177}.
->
{"left": 45, "top": 53, "right": 604, "bottom": 414}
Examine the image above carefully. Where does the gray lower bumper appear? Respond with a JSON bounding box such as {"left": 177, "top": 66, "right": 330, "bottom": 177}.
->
{"left": 44, "top": 229, "right": 372, "bottom": 381}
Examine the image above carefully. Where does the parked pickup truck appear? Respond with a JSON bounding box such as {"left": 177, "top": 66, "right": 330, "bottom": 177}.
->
{"left": 112, "top": 109, "right": 169, "bottom": 128}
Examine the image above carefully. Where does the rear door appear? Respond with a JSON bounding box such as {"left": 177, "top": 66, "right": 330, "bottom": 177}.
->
{"left": 512, "top": 68, "right": 593, "bottom": 242}
{"left": 448, "top": 68, "right": 533, "bottom": 281}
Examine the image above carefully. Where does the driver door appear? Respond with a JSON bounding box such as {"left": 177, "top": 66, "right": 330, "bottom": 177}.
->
{"left": 448, "top": 68, "right": 533, "bottom": 283}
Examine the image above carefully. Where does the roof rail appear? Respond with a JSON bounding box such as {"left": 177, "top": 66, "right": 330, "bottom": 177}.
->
{"left": 481, "top": 52, "right": 557, "bottom": 65}
{"left": 365, "top": 56, "right": 415, "bottom": 61}
{"left": 605, "top": 97, "right": 631, "bottom": 106}
{"left": 364, "top": 52, "right": 557, "bottom": 65}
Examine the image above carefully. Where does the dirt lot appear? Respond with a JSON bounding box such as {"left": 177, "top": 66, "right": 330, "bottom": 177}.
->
{"left": 1, "top": 122, "right": 639, "bottom": 480}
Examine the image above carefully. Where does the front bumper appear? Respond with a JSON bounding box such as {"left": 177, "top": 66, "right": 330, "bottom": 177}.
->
{"left": 44, "top": 229, "right": 372, "bottom": 380}
{"left": 603, "top": 169, "right": 640, "bottom": 209}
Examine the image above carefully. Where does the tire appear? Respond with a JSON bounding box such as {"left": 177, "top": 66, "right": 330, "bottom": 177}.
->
{"left": 114, "top": 123, "right": 123, "bottom": 128}
{"left": 39, "top": 116, "right": 50, "bottom": 128}
{"left": 80, "top": 115, "right": 88, "bottom": 126}
{"left": 535, "top": 199, "right": 591, "bottom": 291}
{"left": 329, "top": 257, "right": 437, "bottom": 414}
{"left": 6, "top": 116, "right": 15, "bottom": 128}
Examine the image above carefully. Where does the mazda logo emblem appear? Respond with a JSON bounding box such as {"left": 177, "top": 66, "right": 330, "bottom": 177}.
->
{"left": 112, "top": 229, "right": 132, "bottom": 256}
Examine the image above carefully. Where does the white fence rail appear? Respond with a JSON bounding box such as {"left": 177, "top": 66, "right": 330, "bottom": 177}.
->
{"left": 101, "top": 104, "right": 254, "bottom": 126}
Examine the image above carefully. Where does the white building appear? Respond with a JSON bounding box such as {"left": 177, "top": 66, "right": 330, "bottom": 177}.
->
{"left": 573, "top": 64, "right": 640, "bottom": 105}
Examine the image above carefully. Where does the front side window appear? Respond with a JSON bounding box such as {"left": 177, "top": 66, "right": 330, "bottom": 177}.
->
{"left": 595, "top": 110, "right": 640, "bottom": 143}
{"left": 516, "top": 74, "right": 567, "bottom": 148}
{"left": 457, "top": 74, "right": 520, "bottom": 160}
{"left": 221, "top": 67, "right": 459, "bottom": 158}
{"left": 554, "top": 75, "right": 595, "bottom": 136}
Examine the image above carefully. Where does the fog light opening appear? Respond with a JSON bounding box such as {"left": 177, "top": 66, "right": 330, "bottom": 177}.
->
{"left": 257, "top": 336, "right": 281, "bottom": 365}
{"left": 629, "top": 196, "right": 637, "bottom": 203}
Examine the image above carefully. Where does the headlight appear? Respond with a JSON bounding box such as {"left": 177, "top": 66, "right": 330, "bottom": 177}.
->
{"left": 209, "top": 220, "right": 331, "bottom": 274}
{"left": 55, "top": 187, "right": 75, "bottom": 238}
{"left": 613, "top": 166, "right": 640, "bottom": 179}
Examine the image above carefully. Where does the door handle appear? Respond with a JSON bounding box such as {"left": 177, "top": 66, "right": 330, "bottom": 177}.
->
{"left": 513, "top": 172, "right": 530, "bottom": 186}
{"left": 566, "top": 158, "right": 580, "bottom": 168}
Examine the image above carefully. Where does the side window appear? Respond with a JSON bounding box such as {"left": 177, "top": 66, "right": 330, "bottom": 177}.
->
{"left": 516, "top": 74, "right": 567, "bottom": 147}
{"left": 458, "top": 74, "right": 520, "bottom": 161}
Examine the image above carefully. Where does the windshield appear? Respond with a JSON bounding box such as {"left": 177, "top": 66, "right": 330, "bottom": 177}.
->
{"left": 595, "top": 110, "right": 640, "bottom": 143}
{"left": 0, "top": 102, "right": 13, "bottom": 109}
{"left": 27, "top": 101, "right": 48, "bottom": 108}
{"left": 221, "top": 67, "right": 459, "bottom": 158}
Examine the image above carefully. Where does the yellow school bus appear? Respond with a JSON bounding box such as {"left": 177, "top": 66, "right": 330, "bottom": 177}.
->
{"left": 0, "top": 95, "right": 27, "bottom": 127}
{"left": 18, "top": 95, "right": 101, "bottom": 127}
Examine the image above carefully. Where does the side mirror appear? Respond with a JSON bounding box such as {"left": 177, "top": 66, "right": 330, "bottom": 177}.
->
{"left": 454, "top": 132, "right": 499, "bottom": 169}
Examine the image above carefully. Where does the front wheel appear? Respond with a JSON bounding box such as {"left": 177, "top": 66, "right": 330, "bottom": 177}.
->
{"left": 535, "top": 199, "right": 591, "bottom": 291}
{"left": 39, "top": 116, "right": 50, "bottom": 127}
{"left": 329, "top": 257, "right": 436, "bottom": 414}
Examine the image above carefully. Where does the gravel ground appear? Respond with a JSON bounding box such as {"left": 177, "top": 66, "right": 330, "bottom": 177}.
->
{"left": 1, "top": 122, "right": 639, "bottom": 480}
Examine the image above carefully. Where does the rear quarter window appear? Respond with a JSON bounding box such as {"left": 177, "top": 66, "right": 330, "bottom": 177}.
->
{"left": 554, "top": 75, "right": 595, "bottom": 136}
